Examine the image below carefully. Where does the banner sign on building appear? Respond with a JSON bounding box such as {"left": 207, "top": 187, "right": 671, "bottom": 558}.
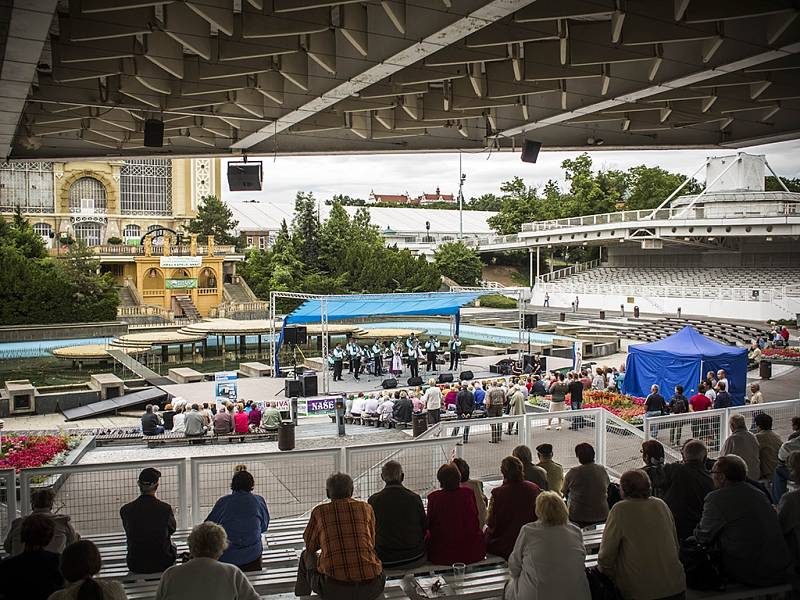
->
{"left": 160, "top": 256, "right": 202, "bottom": 268}
{"left": 166, "top": 278, "right": 198, "bottom": 289}
{"left": 297, "top": 397, "right": 337, "bottom": 416}
{"left": 214, "top": 372, "right": 238, "bottom": 408}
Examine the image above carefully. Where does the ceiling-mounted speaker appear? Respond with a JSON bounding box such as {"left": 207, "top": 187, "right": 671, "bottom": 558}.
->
{"left": 521, "top": 140, "right": 542, "bottom": 163}
{"left": 227, "top": 161, "right": 263, "bottom": 191}
{"left": 144, "top": 119, "right": 164, "bottom": 148}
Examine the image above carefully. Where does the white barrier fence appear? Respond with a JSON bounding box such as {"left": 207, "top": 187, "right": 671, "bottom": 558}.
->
{"left": 0, "top": 468, "right": 18, "bottom": 538}
{"left": 8, "top": 399, "right": 798, "bottom": 536}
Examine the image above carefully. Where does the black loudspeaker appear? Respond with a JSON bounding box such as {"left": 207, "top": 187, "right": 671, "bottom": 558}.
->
{"left": 227, "top": 162, "right": 263, "bottom": 191}
{"left": 407, "top": 376, "right": 423, "bottom": 386}
{"left": 459, "top": 370, "right": 474, "bottom": 381}
{"left": 284, "top": 326, "right": 307, "bottom": 345}
{"left": 438, "top": 373, "right": 454, "bottom": 384}
{"left": 301, "top": 373, "right": 318, "bottom": 397}
{"left": 381, "top": 378, "right": 398, "bottom": 389}
{"left": 284, "top": 379, "right": 302, "bottom": 398}
{"left": 144, "top": 119, "right": 164, "bottom": 147}
{"left": 521, "top": 140, "right": 542, "bottom": 163}
{"left": 524, "top": 313, "right": 538, "bottom": 329}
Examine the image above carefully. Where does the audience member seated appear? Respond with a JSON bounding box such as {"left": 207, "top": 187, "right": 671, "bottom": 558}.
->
{"left": 778, "top": 451, "right": 800, "bottom": 576}
{"left": 504, "top": 492, "right": 590, "bottom": 600}
{"left": 367, "top": 461, "right": 427, "bottom": 568}
{"left": 206, "top": 466, "right": 269, "bottom": 572}
{"left": 426, "top": 463, "right": 486, "bottom": 565}
{"left": 49, "top": 540, "right": 127, "bottom": 600}
{"left": 392, "top": 393, "right": 413, "bottom": 424}
{"left": 155, "top": 522, "right": 259, "bottom": 600}
{"left": 0, "top": 514, "right": 63, "bottom": 600}
{"left": 512, "top": 445, "right": 549, "bottom": 491}
{"left": 562, "top": 443, "right": 610, "bottom": 527}
{"left": 720, "top": 414, "right": 760, "bottom": 479}
{"left": 775, "top": 431, "right": 800, "bottom": 502}
{"left": 754, "top": 413, "right": 783, "bottom": 482}
{"left": 485, "top": 456, "right": 541, "bottom": 560}
{"left": 141, "top": 404, "right": 164, "bottom": 436}
{"left": 378, "top": 395, "right": 394, "bottom": 424}
{"left": 4, "top": 488, "right": 79, "bottom": 556}
{"left": 295, "top": 473, "right": 385, "bottom": 600}
{"left": 452, "top": 457, "right": 488, "bottom": 529}
{"left": 662, "top": 440, "right": 714, "bottom": 541}
{"left": 213, "top": 405, "right": 234, "bottom": 435}
{"left": 171, "top": 407, "right": 186, "bottom": 434}
{"left": 641, "top": 440, "right": 667, "bottom": 498}
{"left": 364, "top": 394, "right": 380, "bottom": 416}
{"left": 234, "top": 404, "right": 249, "bottom": 434}
{"left": 351, "top": 393, "right": 367, "bottom": 419}
{"left": 119, "top": 468, "right": 177, "bottom": 574}
{"left": 694, "top": 455, "right": 791, "bottom": 587}
{"left": 161, "top": 404, "right": 175, "bottom": 431}
{"left": 598, "top": 470, "right": 686, "bottom": 600}
{"left": 260, "top": 402, "right": 282, "bottom": 430}
{"left": 536, "top": 443, "right": 564, "bottom": 494}
{"left": 183, "top": 404, "right": 207, "bottom": 438}
{"left": 248, "top": 403, "right": 262, "bottom": 432}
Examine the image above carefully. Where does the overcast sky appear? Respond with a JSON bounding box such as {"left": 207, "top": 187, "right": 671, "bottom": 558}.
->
{"left": 222, "top": 139, "right": 800, "bottom": 205}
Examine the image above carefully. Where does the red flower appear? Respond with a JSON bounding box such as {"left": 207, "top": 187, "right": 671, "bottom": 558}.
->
{"left": 0, "top": 435, "right": 71, "bottom": 472}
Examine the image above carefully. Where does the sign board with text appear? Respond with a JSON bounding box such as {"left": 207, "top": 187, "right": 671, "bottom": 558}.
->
{"left": 166, "top": 278, "right": 197, "bottom": 289}
{"left": 160, "top": 256, "right": 202, "bottom": 268}
{"left": 297, "top": 397, "right": 337, "bottom": 416}
{"left": 214, "top": 372, "right": 238, "bottom": 409}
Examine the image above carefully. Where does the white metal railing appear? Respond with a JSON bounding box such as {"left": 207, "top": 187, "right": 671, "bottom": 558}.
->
{"left": 538, "top": 282, "right": 797, "bottom": 304}
{"left": 479, "top": 280, "right": 506, "bottom": 289}
{"left": 0, "top": 468, "right": 18, "bottom": 538}
{"left": 520, "top": 198, "right": 799, "bottom": 233}
{"left": 537, "top": 259, "right": 601, "bottom": 284}
{"left": 19, "top": 458, "right": 189, "bottom": 535}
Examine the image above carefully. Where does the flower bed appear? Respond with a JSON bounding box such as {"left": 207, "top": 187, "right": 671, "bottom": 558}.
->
{"left": 529, "top": 390, "right": 646, "bottom": 425}
{"left": 0, "top": 435, "right": 76, "bottom": 472}
{"left": 763, "top": 347, "right": 800, "bottom": 361}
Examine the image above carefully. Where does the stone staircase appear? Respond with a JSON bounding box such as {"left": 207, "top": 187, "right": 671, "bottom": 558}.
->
{"left": 224, "top": 280, "right": 255, "bottom": 303}
{"left": 116, "top": 286, "right": 138, "bottom": 307}
{"left": 174, "top": 295, "right": 201, "bottom": 320}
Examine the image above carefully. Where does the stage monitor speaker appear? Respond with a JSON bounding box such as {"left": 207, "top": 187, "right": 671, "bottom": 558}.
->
{"left": 144, "top": 119, "right": 164, "bottom": 147}
{"left": 381, "top": 378, "right": 398, "bottom": 389}
{"left": 407, "top": 376, "right": 423, "bottom": 387}
{"left": 524, "top": 313, "right": 538, "bottom": 329}
{"left": 284, "top": 326, "right": 307, "bottom": 345}
{"left": 437, "top": 373, "right": 454, "bottom": 384}
{"left": 521, "top": 140, "right": 542, "bottom": 163}
{"left": 227, "top": 161, "right": 263, "bottom": 191}
{"left": 284, "top": 379, "right": 302, "bottom": 398}
{"left": 301, "top": 373, "right": 318, "bottom": 397}
{"left": 459, "top": 370, "right": 474, "bottom": 381}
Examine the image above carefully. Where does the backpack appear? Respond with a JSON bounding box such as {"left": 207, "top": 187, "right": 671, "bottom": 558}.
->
{"left": 671, "top": 395, "right": 688, "bottom": 414}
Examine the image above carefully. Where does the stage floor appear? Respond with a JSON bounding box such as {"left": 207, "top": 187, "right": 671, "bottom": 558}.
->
{"left": 158, "top": 355, "right": 505, "bottom": 405}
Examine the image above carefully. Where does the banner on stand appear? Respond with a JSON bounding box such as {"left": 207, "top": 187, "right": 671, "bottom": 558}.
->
{"left": 214, "top": 371, "right": 238, "bottom": 408}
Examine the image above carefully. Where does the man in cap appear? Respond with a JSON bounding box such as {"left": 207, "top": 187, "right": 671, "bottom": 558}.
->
{"left": 120, "top": 467, "right": 177, "bottom": 574}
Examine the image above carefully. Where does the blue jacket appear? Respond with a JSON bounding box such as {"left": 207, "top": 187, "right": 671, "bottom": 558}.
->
{"left": 206, "top": 491, "right": 270, "bottom": 566}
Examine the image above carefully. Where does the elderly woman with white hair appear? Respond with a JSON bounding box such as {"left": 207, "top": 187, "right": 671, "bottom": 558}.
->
{"left": 504, "top": 491, "right": 590, "bottom": 600}
{"left": 155, "top": 522, "right": 260, "bottom": 600}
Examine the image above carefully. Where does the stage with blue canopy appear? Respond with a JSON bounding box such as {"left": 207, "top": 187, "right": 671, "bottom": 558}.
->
{"left": 275, "top": 291, "right": 483, "bottom": 370}
{"left": 621, "top": 326, "right": 748, "bottom": 404}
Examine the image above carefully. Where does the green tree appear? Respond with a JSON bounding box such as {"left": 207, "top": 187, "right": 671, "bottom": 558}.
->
{"left": 188, "top": 195, "right": 239, "bottom": 245}
{"left": 9, "top": 208, "right": 47, "bottom": 259}
{"left": 765, "top": 176, "right": 800, "bottom": 192}
{"left": 291, "top": 192, "right": 321, "bottom": 270}
{"left": 487, "top": 177, "right": 539, "bottom": 234}
{"left": 467, "top": 193, "right": 502, "bottom": 211}
{"left": 624, "top": 165, "right": 701, "bottom": 211}
{"left": 434, "top": 242, "right": 483, "bottom": 285}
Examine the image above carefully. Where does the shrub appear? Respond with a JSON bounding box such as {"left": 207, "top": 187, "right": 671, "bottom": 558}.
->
{"left": 106, "top": 236, "right": 123, "bottom": 245}
{"left": 478, "top": 294, "right": 518, "bottom": 309}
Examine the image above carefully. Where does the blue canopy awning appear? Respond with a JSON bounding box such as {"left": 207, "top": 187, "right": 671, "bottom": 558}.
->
{"left": 285, "top": 291, "right": 482, "bottom": 325}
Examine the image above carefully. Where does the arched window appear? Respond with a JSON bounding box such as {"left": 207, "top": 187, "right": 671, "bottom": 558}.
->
{"left": 146, "top": 223, "right": 165, "bottom": 245}
{"left": 123, "top": 224, "right": 141, "bottom": 239}
{"left": 68, "top": 177, "right": 107, "bottom": 213}
{"left": 73, "top": 222, "right": 102, "bottom": 247}
{"left": 198, "top": 267, "right": 217, "bottom": 289}
{"left": 143, "top": 268, "right": 164, "bottom": 290}
{"left": 32, "top": 222, "right": 52, "bottom": 239}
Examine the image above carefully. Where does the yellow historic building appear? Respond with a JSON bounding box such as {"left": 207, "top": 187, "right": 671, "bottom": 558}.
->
{"left": 0, "top": 158, "right": 254, "bottom": 318}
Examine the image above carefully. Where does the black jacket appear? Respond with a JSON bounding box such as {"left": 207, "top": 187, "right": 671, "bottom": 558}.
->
{"left": 456, "top": 389, "right": 475, "bottom": 416}
{"left": 368, "top": 483, "right": 427, "bottom": 566}
{"left": 567, "top": 380, "right": 584, "bottom": 405}
{"left": 392, "top": 398, "right": 413, "bottom": 423}
{"left": 662, "top": 461, "right": 714, "bottom": 540}
{"left": 120, "top": 494, "right": 177, "bottom": 573}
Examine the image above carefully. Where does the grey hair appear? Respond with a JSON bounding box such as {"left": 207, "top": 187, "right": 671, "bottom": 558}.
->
{"left": 381, "top": 460, "right": 403, "bottom": 484}
{"left": 326, "top": 472, "right": 354, "bottom": 500}
{"left": 189, "top": 522, "right": 229, "bottom": 559}
{"left": 682, "top": 439, "right": 708, "bottom": 463}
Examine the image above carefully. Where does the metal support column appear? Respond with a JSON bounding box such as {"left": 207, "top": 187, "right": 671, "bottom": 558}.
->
{"left": 321, "top": 298, "right": 329, "bottom": 394}
{"left": 529, "top": 249, "right": 533, "bottom": 287}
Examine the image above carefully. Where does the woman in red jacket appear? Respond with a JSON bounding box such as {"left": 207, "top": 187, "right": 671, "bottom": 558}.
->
{"left": 234, "top": 403, "right": 249, "bottom": 434}
{"left": 426, "top": 463, "right": 486, "bottom": 565}
{"left": 485, "top": 456, "right": 540, "bottom": 559}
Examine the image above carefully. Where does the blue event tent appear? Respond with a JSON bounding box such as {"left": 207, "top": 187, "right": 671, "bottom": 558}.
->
{"left": 275, "top": 291, "right": 482, "bottom": 370}
{"left": 621, "top": 326, "right": 748, "bottom": 404}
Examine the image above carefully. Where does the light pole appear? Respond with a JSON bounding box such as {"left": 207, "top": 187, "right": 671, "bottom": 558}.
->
{"left": 458, "top": 153, "right": 466, "bottom": 240}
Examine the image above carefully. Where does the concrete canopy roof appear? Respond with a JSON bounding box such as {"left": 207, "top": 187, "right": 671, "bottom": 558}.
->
{"left": 3, "top": 0, "right": 800, "bottom": 161}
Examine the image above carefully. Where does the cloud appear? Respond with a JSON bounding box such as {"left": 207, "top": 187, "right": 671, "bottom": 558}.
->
{"left": 223, "top": 139, "right": 799, "bottom": 204}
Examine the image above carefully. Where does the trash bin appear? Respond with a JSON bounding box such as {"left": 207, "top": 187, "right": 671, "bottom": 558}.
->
{"left": 759, "top": 361, "right": 772, "bottom": 380}
{"left": 278, "top": 421, "right": 295, "bottom": 451}
{"left": 633, "top": 306, "right": 640, "bottom": 318}
{"left": 412, "top": 413, "right": 428, "bottom": 437}
{"left": 599, "top": 310, "right": 606, "bottom": 320}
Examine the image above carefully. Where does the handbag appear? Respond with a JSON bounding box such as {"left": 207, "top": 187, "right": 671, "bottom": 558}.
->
{"left": 585, "top": 566, "right": 623, "bottom": 600}
{"left": 679, "top": 539, "right": 725, "bottom": 591}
